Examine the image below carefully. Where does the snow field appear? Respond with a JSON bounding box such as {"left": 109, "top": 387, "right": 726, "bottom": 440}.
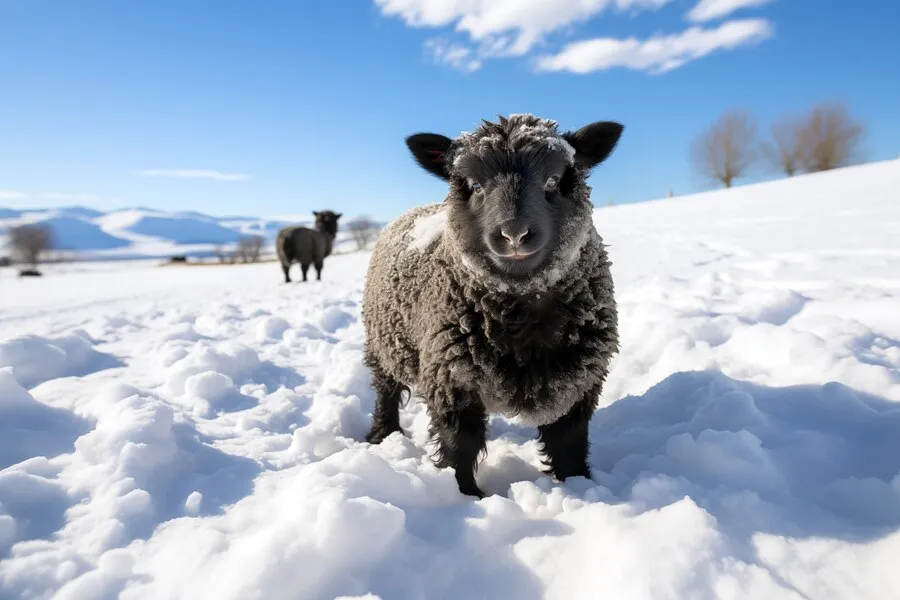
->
{"left": 1, "top": 159, "right": 899, "bottom": 599}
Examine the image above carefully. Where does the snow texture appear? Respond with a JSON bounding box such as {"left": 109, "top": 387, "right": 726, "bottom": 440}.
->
{"left": 1, "top": 159, "right": 899, "bottom": 599}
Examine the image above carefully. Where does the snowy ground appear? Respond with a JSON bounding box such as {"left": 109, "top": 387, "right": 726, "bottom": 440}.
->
{"left": 2, "top": 159, "right": 900, "bottom": 599}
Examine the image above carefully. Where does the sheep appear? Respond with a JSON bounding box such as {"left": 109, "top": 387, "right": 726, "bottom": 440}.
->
{"left": 361, "top": 114, "right": 623, "bottom": 498}
{"left": 276, "top": 210, "right": 342, "bottom": 283}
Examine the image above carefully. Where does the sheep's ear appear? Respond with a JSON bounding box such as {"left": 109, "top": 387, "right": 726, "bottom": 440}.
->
{"left": 406, "top": 133, "right": 453, "bottom": 181}
{"left": 312, "top": 211, "right": 320, "bottom": 217}
{"left": 563, "top": 121, "right": 624, "bottom": 170}
{"left": 334, "top": 213, "right": 342, "bottom": 219}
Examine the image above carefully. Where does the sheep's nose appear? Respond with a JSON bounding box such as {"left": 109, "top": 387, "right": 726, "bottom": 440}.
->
{"left": 500, "top": 220, "right": 530, "bottom": 245}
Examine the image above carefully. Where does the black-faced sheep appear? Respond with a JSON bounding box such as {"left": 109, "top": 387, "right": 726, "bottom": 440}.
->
{"left": 276, "top": 210, "right": 342, "bottom": 283}
{"left": 361, "top": 114, "right": 623, "bottom": 498}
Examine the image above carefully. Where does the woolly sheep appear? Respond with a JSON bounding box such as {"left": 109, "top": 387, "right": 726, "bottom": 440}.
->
{"left": 276, "top": 210, "right": 342, "bottom": 283}
{"left": 361, "top": 114, "right": 623, "bottom": 498}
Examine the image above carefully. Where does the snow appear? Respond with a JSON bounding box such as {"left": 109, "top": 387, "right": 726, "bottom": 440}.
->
{"left": 1, "top": 158, "right": 900, "bottom": 599}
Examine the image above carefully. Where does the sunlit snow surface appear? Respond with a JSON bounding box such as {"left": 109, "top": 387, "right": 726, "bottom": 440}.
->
{"left": 2, "top": 160, "right": 900, "bottom": 599}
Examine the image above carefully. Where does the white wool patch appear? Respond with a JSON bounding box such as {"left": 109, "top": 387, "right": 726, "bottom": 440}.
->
{"left": 407, "top": 209, "right": 448, "bottom": 252}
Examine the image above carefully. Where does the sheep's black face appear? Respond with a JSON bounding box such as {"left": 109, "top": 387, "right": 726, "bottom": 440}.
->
{"left": 405, "top": 115, "right": 623, "bottom": 280}
{"left": 450, "top": 148, "right": 574, "bottom": 277}
{"left": 313, "top": 210, "right": 342, "bottom": 236}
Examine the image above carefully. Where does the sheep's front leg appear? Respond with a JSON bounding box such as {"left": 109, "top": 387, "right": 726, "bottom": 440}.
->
{"left": 365, "top": 363, "right": 405, "bottom": 444}
{"left": 537, "top": 389, "right": 599, "bottom": 481}
{"left": 429, "top": 394, "right": 487, "bottom": 499}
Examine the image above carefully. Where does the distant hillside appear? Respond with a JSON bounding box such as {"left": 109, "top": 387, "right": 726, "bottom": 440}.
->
{"left": 0, "top": 206, "right": 384, "bottom": 261}
{"left": 42, "top": 216, "right": 132, "bottom": 250}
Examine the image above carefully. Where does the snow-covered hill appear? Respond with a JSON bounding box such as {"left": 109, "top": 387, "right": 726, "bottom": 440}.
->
{"left": 1, "top": 159, "right": 899, "bottom": 599}
{"left": 0, "top": 206, "right": 370, "bottom": 260}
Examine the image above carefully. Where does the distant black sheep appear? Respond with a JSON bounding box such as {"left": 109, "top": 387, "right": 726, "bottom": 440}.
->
{"left": 276, "top": 210, "right": 342, "bottom": 283}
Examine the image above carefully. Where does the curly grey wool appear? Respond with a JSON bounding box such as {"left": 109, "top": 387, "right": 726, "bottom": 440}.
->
{"left": 361, "top": 113, "right": 623, "bottom": 498}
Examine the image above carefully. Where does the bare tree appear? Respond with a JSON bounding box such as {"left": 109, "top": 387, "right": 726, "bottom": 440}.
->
{"left": 236, "top": 235, "right": 265, "bottom": 263}
{"left": 691, "top": 110, "right": 759, "bottom": 188}
{"left": 799, "top": 102, "right": 864, "bottom": 173}
{"left": 8, "top": 223, "right": 54, "bottom": 269}
{"left": 763, "top": 115, "right": 807, "bottom": 177}
{"left": 213, "top": 245, "right": 229, "bottom": 264}
{"left": 346, "top": 216, "right": 378, "bottom": 251}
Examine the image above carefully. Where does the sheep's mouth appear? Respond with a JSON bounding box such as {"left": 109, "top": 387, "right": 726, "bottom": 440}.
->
{"left": 496, "top": 249, "right": 538, "bottom": 260}
{"left": 488, "top": 248, "right": 548, "bottom": 275}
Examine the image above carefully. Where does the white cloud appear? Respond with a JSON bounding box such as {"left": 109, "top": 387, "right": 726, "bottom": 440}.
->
{"left": 535, "top": 18, "right": 773, "bottom": 74}
{"left": 137, "top": 169, "right": 250, "bottom": 182}
{"left": 424, "top": 39, "right": 482, "bottom": 72}
{"left": 0, "top": 190, "right": 26, "bottom": 201}
{"left": 687, "top": 0, "right": 774, "bottom": 23}
{"left": 375, "top": 0, "right": 674, "bottom": 69}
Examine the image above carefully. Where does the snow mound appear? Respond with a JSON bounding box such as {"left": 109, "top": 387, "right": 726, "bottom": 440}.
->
{"left": 0, "top": 383, "right": 259, "bottom": 597}
{"left": 0, "top": 368, "right": 89, "bottom": 470}
{"left": 593, "top": 371, "right": 900, "bottom": 533}
{"left": 0, "top": 331, "right": 122, "bottom": 389}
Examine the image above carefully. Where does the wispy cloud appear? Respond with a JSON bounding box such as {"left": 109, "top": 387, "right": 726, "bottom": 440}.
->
{"left": 535, "top": 18, "right": 773, "bottom": 74}
{"left": 425, "top": 39, "right": 482, "bottom": 72}
{"left": 375, "top": 0, "right": 674, "bottom": 71}
{"left": 137, "top": 169, "right": 250, "bottom": 182}
{"left": 0, "top": 189, "right": 26, "bottom": 201}
{"left": 687, "top": 0, "right": 774, "bottom": 23}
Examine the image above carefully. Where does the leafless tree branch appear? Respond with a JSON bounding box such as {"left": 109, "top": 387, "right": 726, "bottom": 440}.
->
{"left": 691, "top": 110, "right": 760, "bottom": 189}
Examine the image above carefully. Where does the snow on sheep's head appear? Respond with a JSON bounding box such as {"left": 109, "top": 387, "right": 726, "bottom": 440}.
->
{"left": 405, "top": 114, "right": 623, "bottom": 282}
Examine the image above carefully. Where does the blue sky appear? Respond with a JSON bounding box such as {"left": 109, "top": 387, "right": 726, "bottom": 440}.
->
{"left": 1, "top": 0, "right": 898, "bottom": 220}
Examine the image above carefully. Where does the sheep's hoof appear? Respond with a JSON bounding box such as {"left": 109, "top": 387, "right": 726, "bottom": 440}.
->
{"left": 545, "top": 463, "right": 591, "bottom": 482}
{"left": 458, "top": 481, "right": 485, "bottom": 499}
{"left": 365, "top": 426, "right": 404, "bottom": 444}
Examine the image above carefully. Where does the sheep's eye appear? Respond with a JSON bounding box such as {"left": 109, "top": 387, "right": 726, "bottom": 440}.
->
{"left": 545, "top": 176, "right": 560, "bottom": 191}
{"left": 471, "top": 182, "right": 484, "bottom": 194}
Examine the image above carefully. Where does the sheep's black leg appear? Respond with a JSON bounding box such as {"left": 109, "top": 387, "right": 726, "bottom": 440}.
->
{"left": 281, "top": 263, "right": 291, "bottom": 283}
{"left": 537, "top": 390, "right": 599, "bottom": 481}
{"left": 365, "top": 366, "right": 405, "bottom": 444}
{"left": 430, "top": 396, "right": 487, "bottom": 499}
{"left": 300, "top": 263, "right": 309, "bottom": 282}
{"left": 314, "top": 260, "right": 323, "bottom": 281}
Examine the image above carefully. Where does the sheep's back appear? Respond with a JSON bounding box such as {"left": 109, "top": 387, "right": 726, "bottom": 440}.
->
{"left": 362, "top": 203, "right": 449, "bottom": 386}
{"left": 282, "top": 227, "right": 326, "bottom": 262}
